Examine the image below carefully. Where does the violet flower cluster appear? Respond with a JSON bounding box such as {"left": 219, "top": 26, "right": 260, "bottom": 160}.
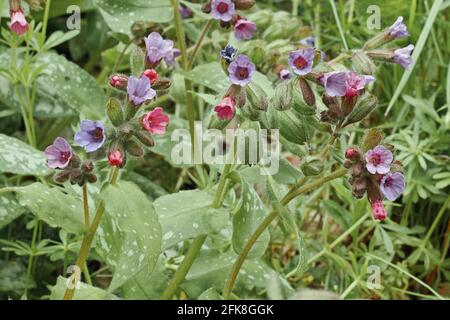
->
{"left": 45, "top": 31, "right": 172, "bottom": 182}
{"left": 344, "top": 141, "right": 405, "bottom": 221}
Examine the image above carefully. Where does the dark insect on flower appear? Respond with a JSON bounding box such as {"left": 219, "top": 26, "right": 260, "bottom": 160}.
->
{"left": 220, "top": 44, "right": 238, "bottom": 63}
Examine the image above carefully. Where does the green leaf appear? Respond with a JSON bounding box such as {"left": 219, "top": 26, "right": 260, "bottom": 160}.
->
{"left": 0, "top": 194, "right": 25, "bottom": 231}
{"left": 0, "top": 260, "right": 32, "bottom": 292}
{"left": 50, "top": 276, "right": 118, "bottom": 300}
{"left": 94, "top": 0, "right": 173, "bottom": 34}
{"left": 229, "top": 171, "right": 270, "bottom": 259}
{"left": 16, "top": 183, "right": 86, "bottom": 234}
{"left": 98, "top": 181, "right": 162, "bottom": 291}
{"left": 198, "top": 288, "right": 224, "bottom": 300}
{"left": 0, "top": 134, "right": 50, "bottom": 176}
{"left": 153, "top": 189, "right": 230, "bottom": 250}
{"left": 323, "top": 200, "right": 351, "bottom": 229}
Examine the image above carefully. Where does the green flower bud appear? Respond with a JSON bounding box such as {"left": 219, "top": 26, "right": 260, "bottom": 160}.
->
{"left": 152, "top": 78, "right": 171, "bottom": 91}
{"left": 352, "top": 50, "right": 376, "bottom": 75}
{"left": 246, "top": 83, "right": 268, "bottom": 112}
{"left": 135, "top": 130, "right": 155, "bottom": 147}
{"left": 342, "top": 94, "right": 378, "bottom": 127}
{"left": 107, "top": 98, "right": 124, "bottom": 127}
{"left": 301, "top": 157, "right": 324, "bottom": 176}
{"left": 125, "top": 138, "right": 144, "bottom": 157}
{"left": 273, "top": 81, "right": 292, "bottom": 111}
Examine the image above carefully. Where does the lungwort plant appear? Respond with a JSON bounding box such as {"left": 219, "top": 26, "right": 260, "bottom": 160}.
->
{"left": 0, "top": 0, "right": 448, "bottom": 300}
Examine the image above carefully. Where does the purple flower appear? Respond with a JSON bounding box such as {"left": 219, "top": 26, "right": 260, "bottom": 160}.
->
{"left": 74, "top": 120, "right": 106, "bottom": 153}
{"left": 299, "top": 36, "right": 315, "bottom": 47}
{"left": 288, "top": 48, "right": 315, "bottom": 76}
{"left": 393, "top": 44, "right": 414, "bottom": 69}
{"left": 380, "top": 172, "right": 405, "bottom": 201}
{"left": 144, "top": 32, "right": 175, "bottom": 66}
{"left": 279, "top": 68, "right": 291, "bottom": 80}
{"left": 221, "top": 44, "right": 237, "bottom": 62}
{"left": 211, "top": 0, "right": 235, "bottom": 22}
{"left": 164, "top": 48, "right": 180, "bottom": 66}
{"left": 321, "top": 71, "right": 374, "bottom": 97}
{"left": 365, "top": 145, "right": 393, "bottom": 175}
{"left": 44, "top": 137, "right": 73, "bottom": 169}
{"left": 234, "top": 19, "right": 256, "bottom": 40}
{"left": 228, "top": 54, "right": 255, "bottom": 86}
{"left": 127, "top": 76, "right": 156, "bottom": 106}
{"left": 388, "top": 16, "right": 409, "bottom": 39}
{"left": 320, "top": 71, "right": 348, "bottom": 97}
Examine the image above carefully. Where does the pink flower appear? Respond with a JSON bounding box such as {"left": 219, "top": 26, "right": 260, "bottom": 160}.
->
{"left": 108, "top": 150, "right": 124, "bottom": 167}
{"left": 371, "top": 200, "right": 387, "bottom": 221}
{"left": 321, "top": 71, "right": 374, "bottom": 97}
{"left": 234, "top": 19, "right": 256, "bottom": 40}
{"left": 10, "top": 8, "right": 28, "bottom": 35}
{"left": 345, "top": 72, "right": 375, "bottom": 98}
{"left": 380, "top": 172, "right": 405, "bottom": 201}
{"left": 44, "top": 137, "right": 73, "bottom": 169}
{"left": 214, "top": 97, "right": 236, "bottom": 120}
{"left": 109, "top": 74, "right": 128, "bottom": 89}
{"left": 141, "top": 107, "right": 169, "bottom": 135}
{"left": 365, "top": 145, "right": 393, "bottom": 174}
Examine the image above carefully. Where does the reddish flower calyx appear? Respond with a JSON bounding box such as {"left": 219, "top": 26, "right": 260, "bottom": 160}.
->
{"left": 108, "top": 150, "right": 124, "bottom": 167}
{"left": 142, "top": 69, "right": 159, "bottom": 85}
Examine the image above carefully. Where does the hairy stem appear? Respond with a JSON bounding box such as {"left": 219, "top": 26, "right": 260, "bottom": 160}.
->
{"left": 82, "top": 184, "right": 90, "bottom": 227}
{"left": 63, "top": 167, "right": 119, "bottom": 300}
{"left": 222, "top": 168, "right": 348, "bottom": 299}
{"left": 187, "top": 19, "right": 213, "bottom": 69}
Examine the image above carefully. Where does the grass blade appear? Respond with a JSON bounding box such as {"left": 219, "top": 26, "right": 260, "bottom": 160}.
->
{"left": 328, "top": 0, "right": 349, "bottom": 51}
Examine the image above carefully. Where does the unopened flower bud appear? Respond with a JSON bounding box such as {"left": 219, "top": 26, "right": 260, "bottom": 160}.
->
{"left": 109, "top": 74, "right": 128, "bottom": 90}
{"left": 234, "top": 0, "right": 255, "bottom": 10}
{"left": 345, "top": 147, "right": 361, "bottom": 160}
{"left": 343, "top": 159, "right": 352, "bottom": 169}
{"left": 108, "top": 149, "right": 124, "bottom": 168}
{"left": 152, "top": 77, "right": 171, "bottom": 90}
{"left": 350, "top": 163, "right": 363, "bottom": 177}
{"left": 142, "top": 69, "right": 158, "bottom": 84}
{"left": 298, "top": 78, "right": 315, "bottom": 107}
{"left": 85, "top": 173, "right": 98, "bottom": 183}
{"left": 69, "top": 169, "right": 83, "bottom": 185}
{"left": 201, "top": 1, "right": 212, "bottom": 13}
{"left": 70, "top": 154, "right": 81, "bottom": 168}
{"left": 273, "top": 81, "right": 292, "bottom": 111}
{"left": 9, "top": 1, "right": 28, "bottom": 36}
{"left": 125, "top": 139, "right": 144, "bottom": 157}
{"left": 106, "top": 98, "right": 124, "bottom": 127}
{"left": 135, "top": 130, "right": 155, "bottom": 147}
{"left": 342, "top": 94, "right": 377, "bottom": 127}
{"left": 247, "top": 83, "right": 268, "bottom": 111}
{"left": 371, "top": 200, "right": 387, "bottom": 221}
{"left": 352, "top": 50, "right": 376, "bottom": 75}
{"left": 53, "top": 170, "right": 70, "bottom": 183}
{"left": 301, "top": 158, "right": 324, "bottom": 176}
{"left": 81, "top": 160, "right": 94, "bottom": 173}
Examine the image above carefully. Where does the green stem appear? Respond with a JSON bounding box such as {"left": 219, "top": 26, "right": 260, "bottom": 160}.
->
{"left": 24, "top": 218, "right": 39, "bottom": 297}
{"left": 160, "top": 163, "right": 234, "bottom": 299}
{"left": 82, "top": 184, "right": 90, "bottom": 227}
{"left": 63, "top": 167, "right": 119, "bottom": 300}
{"left": 187, "top": 19, "right": 213, "bottom": 69}
{"left": 40, "top": 0, "right": 52, "bottom": 47}
{"left": 171, "top": 0, "right": 196, "bottom": 158}
{"left": 222, "top": 168, "right": 348, "bottom": 299}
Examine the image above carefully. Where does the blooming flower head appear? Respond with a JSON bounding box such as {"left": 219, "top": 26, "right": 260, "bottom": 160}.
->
{"left": 371, "top": 200, "right": 387, "bottom": 221}
{"left": 127, "top": 76, "right": 156, "bottom": 106}
{"left": 365, "top": 145, "right": 393, "bottom": 175}
{"left": 109, "top": 74, "right": 128, "bottom": 89}
{"left": 108, "top": 150, "right": 124, "bottom": 167}
{"left": 221, "top": 44, "right": 238, "bottom": 62}
{"left": 380, "top": 172, "right": 405, "bottom": 201}
{"left": 214, "top": 97, "right": 236, "bottom": 120}
{"left": 211, "top": 0, "right": 235, "bottom": 22}
{"left": 234, "top": 19, "right": 256, "bottom": 40}
{"left": 144, "top": 32, "right": 175, "bottom": 66}
{"left": 321, "top": 71, "right": 374, "bottom": 97}
{"left": 388, "top": 16, "right": 409, "bottom": 39}
{"left": 74, "top": 120, "right": 106, "bottom": 153}
{"left": 10, "top": 8, "right": 28, "bottom": 35}
{"left": 393, "top": 44, "right": 414, "bottom": 69}
{"left": 299, "top": 36, "right": 315, "bottom": 47}
{"left": 44, "top": 137, "right": 73, "bottom": 169}
{"left": 164, "top": 48, "right": 180, "bottom": 66}
{"left": 141, "top": 107, "right": 170, "bottom": 135}
{"left": 288, "top": 48, "right": 315, "bottom": 76}
{"left": 279, "top": 68, "right": 291, "bottom": 80}
{"left": 345, "top": 72, "right": 375, "bottom": 97}
{"left": 228, "top": 54, "right": 255, "bottom": 86}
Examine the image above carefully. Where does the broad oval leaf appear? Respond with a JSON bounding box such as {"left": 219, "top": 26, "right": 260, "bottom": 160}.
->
{"left": 0, "top": 134, "right": 50, "bottom": 176}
